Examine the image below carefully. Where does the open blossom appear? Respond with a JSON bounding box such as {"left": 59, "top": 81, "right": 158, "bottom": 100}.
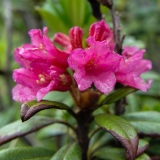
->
{"left": 68, "top": 37, "right": 121, "bottom": 94}
{"left": 15, "top": 27, "right": 70, "bottom": 69}
{"left": 115, "top": 46, "right": 152, "bottom": 91}
{"left": 12, "top": 28, "right": 72, "bottom": 103}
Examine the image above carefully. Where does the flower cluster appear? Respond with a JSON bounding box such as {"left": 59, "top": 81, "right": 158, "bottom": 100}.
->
{"left": 12, "top": 28, "right": 72, "bottom": 102}
{"left": 12, "top": 20, "right": 152, "bottom": 103}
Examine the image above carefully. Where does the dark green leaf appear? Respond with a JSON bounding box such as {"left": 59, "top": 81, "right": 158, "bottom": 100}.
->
{"left": 21, "top": 100, "right": 71, "bottom": 121}
{"left": 135, "top": 153, "right": 151, "bottom": 160}
{"left": 0, "top": 147, "right": 53, "bottom": 160}
{"left": 95, "top": 114, "right": 138, "bottom": 160}
{"left": 123, "top": 111, "right": 160, "bottom": 136}
{"left": 101, "top": 87, "right": 137, "bottom": 104}
{"left": 92, "top": 147, "right": 125, "bottom": 160}
{"left": 51, "top": 142, "right": 82, "bottom": 160}
{"left": 0, "top": 116, "right": 55, "bottom": 145}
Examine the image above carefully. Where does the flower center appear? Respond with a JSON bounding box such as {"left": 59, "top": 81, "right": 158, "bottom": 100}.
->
{"left": 36, "top": 74, "right": 46, "bottom": 84}
{"left": 85, "top": 58, "right": 98, "bottom": 71}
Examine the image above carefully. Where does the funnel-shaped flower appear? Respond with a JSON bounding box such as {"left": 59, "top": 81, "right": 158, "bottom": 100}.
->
{"left": 68, "top": 37, "right": 121, "bottom": 94}
{"left": 115, "top": 46, "right": 152, "bottom": 91}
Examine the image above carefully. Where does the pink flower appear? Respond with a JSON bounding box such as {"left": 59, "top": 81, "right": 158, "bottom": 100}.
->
{"left": 68, "top": 37, "right": 122, "bottom": 94}
{"left": 12, "top": 27, "right": 72, "bottom": 103}
{"left": 15, "top": 27, "right": 70, "bottom": 69}
{"left": 53, "top": 20, "right": 114, "bottom": 51}
{"left": 115, "top": 46, "right": 152, "bottom": 91}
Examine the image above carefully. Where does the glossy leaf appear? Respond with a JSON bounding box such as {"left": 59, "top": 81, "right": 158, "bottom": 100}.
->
{"left": 51, "top": 142, "right": 82, "bottom": 160}
{"left": 92, "top": 147, "right": 125, "bottom": 160}
{"left": 95, "top": 114, "right": 138, "bottom": 160}
{"left": 101, "top": 87, "right": 137, "bottom": 104}
{"left": 0, "top": 116, "right": 55, "bottom": 145}
{"left": 123, "top": 111, "right": 160, "bottom": 136}
{"left": 0, "top": 147, "right": 53, "bottom": 160}
{"left": 137, "top": 139, "right": 149, "bottom": 156}
{"left": 135, "top": 153, "right": 151, "bottom": 160}
{"left": 21, "top": 100, "right": 71, "bottom": 121}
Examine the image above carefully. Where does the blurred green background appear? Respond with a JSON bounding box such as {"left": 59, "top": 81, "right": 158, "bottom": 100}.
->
{"left": 0, "top": 0, "right": 160, "bottom": 154}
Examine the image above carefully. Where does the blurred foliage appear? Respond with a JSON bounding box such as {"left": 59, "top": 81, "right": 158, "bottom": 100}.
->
{"left": 0, "top": 0, "right": 160, "bottom": 159}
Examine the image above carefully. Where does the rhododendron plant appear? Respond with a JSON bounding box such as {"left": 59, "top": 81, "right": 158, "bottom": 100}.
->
{"left": 9, "top": 1, "right": 155, "bottom": 160}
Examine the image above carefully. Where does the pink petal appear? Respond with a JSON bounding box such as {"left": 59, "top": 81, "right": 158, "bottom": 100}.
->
{"left": 12, "top": 84, "right": 37, "bottom": 103}
{"left": 36, "top": 81, "right": 55, "bottom": 101}
{"left": 134, "top": 60, "right": 152, "bottom": 75}
{"left": 28, "top": 29, "right": 43, "bottom": 47}
{"left": 13, "top": 68, "right": 41, "bottom": 89}
{"left": 74, "top": 71, "right": 92, "bottom": 91}
{"left": 116, "top": 73, "right": 152, "bottom": 92}
{"left": 93, "top": 72, "right": 116, "bottom": 94}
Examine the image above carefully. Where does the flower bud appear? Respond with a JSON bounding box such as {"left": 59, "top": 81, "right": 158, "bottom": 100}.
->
{"left": 69, "top": 27, "right": 83, "bottom": 50}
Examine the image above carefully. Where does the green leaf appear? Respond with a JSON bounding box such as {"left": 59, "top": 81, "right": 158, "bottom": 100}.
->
{"left": 21, "top": 100, "right": 72, "bottom": 121}
{"left": 92, "top": 147, "right": 125, "bottom": 160}
{"left": 123, "top": 111, "right": 160, "bottom": 136}
{"left": 0, "top": 147, "right": 53, "bottom": 160}
{"left": 0, "top": 116, "right": 55, "bottom": 145}
{"left": 137, "top": 139, "right": 149, "bottom": 157}
{"left": 101, "top": 87, "right": 137, "bottom": 104}
{"left": 59, "top": 0, "right": 91, "bottom": 27}
{"left": 36, "top": 7, "right": 68, "bottom": 33}
{"left": 51, "top": 142, "right": 82, "bottom": 160}
{"left": 135, "top": 153, "right": 151, "bottom": 160}
{"left": 95, "top": 114, "right": 138, "bottom": 160}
